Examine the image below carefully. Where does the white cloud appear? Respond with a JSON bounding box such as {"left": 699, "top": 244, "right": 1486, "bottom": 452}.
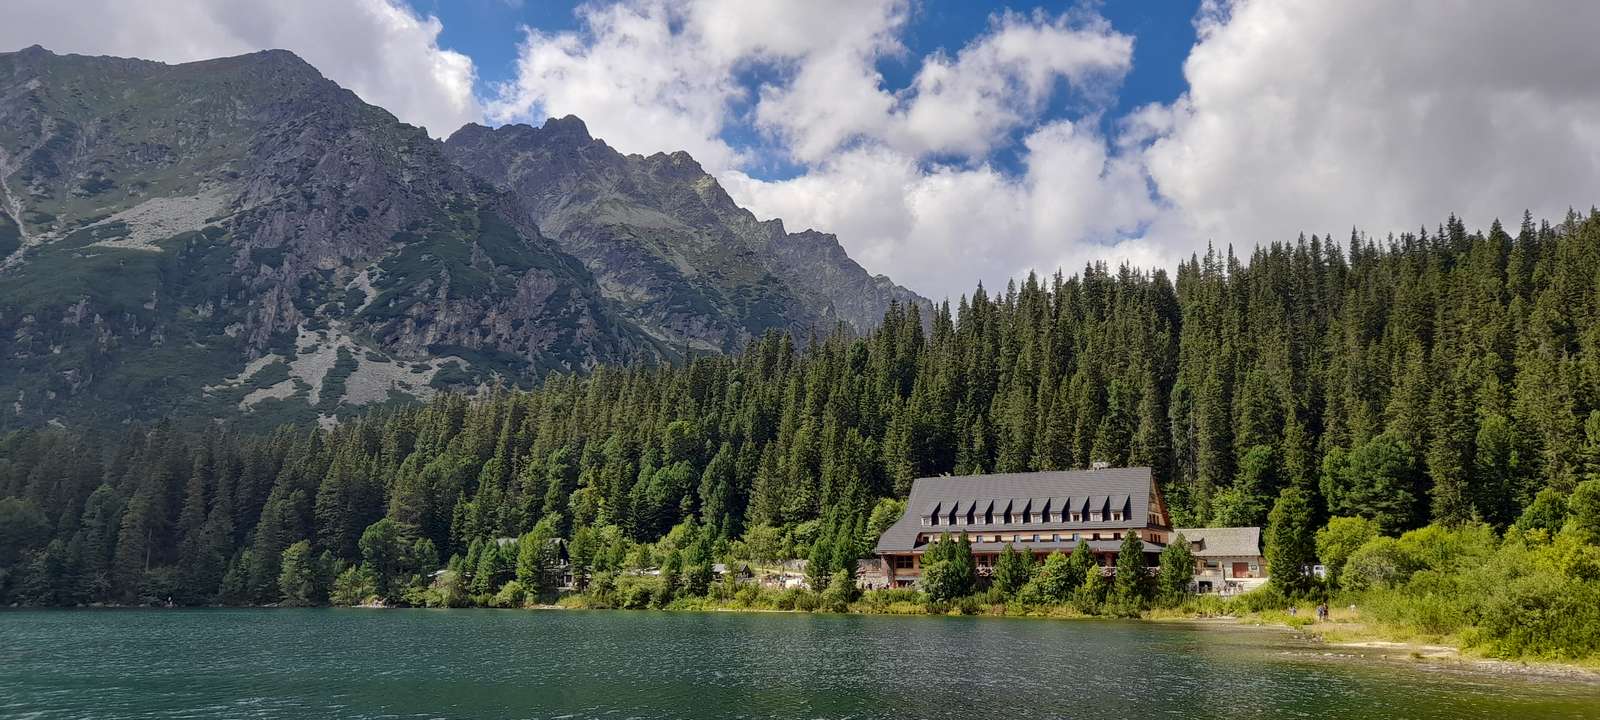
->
{"left": 18, "top": 0, "right": 1590, "bottom": 305}
{"left": 892, "top": 10, "right": 1132, "bottom": 158}
{"left": 487, "top": 0, "right": 909, "bottom": 171}
{"left": 1143, "top": 0, "right": 1600, "bottom": 253}
{"left": 0, "top": 0, "right": 479, "bottom": 138}
{"left": 486, "top": 0, "right": 745, "bottom": 170}
{"left": 488, "top": 1, "right": 1145, "bottom": 298}
{"left": 724, "top": 118, "right": 1163, "bottom": 298}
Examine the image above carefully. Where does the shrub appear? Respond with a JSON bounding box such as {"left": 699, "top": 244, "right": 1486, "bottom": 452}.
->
{"left": 1316, "top": 516, "right": 1379, "bottom": 587}
{"left": 1232, "top": 584, "right": 1289, "bottom": 614}
{"left": 820, "top": 570, "right": 858, "bottom": 612}
{"left": 1341, "top": 537, "right": 1419, "bottom": 591}
{"left": 1478, "top": 572, "right": 1600, "bottom": 659}
{"left": 490, "top": 580, "right": 527, "bottom": 608}
{"left": 330, "top": 565, "right": 379, "bottom": 606}
{"left": 774, "top": 587, "right": 821, "bottom": 611}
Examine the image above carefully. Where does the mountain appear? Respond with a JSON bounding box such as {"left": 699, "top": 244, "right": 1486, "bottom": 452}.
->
{"left": 0, "top": 46, "right": 926, "bottom": 430}
{"left": 445, "top": 120, "right": 927, "bottom": 352}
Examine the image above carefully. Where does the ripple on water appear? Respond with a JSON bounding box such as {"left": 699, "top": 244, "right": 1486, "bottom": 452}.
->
{"left": 1, "top": 610, "right": 1598, "bottom": 720}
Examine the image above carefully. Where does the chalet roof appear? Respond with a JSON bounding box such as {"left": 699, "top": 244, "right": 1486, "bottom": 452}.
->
{"left": 875, "top": 467, "right": 1160, "bottom": 553}
{"left": 1174, "top": 527, "right": 1262, "bottom": 557}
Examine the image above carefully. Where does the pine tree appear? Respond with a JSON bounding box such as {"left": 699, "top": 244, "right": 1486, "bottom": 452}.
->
{"left": 277, "top": 540, "right": 321, "bottom": 606}
{"left": 1265, "top": 487, "right": 1317, "bottom": 596}
{"left": 1156, "top": 533, "right": 1196, "bottom": 605}
{"left": 1113, "top": 532, "right": 1149, "bottom": 609}
{"left": 992, "top": 543, "right": 1033, "bottom": 598}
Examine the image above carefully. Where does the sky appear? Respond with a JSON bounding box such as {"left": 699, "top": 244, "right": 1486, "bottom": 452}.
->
{"left": 5, "top": 1, "right": 1600, "bottom": 301}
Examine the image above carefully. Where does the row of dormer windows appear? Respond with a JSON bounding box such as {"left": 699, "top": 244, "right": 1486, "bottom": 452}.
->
{"left": 920, "top": 509, "right": 1125, "bottom": 526}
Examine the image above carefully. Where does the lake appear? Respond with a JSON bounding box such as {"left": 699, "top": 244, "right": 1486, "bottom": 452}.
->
{"left": 1, "top": 609, "right": 1596, "bottom": 719}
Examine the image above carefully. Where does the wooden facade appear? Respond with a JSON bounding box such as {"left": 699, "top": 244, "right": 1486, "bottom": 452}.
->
{"left": 873, "top": 467, "right": 1172, "bottom": 588}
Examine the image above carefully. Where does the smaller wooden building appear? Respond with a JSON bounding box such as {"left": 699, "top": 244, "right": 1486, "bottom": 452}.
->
{"left": 1173, "top": 526, "right": 1267, "bottom": 595}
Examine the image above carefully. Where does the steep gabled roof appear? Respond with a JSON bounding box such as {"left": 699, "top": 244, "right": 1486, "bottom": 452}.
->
{"left": 875, "top": 467, "right": 1160, "bottom": 553}
{"left": 1174, "top": 527, "right": 1263, "bottom": 557}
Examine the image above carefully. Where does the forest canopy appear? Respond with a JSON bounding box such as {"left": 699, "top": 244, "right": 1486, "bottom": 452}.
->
{"left": 4, "top": 209, "right": 1600, "bottom": 608}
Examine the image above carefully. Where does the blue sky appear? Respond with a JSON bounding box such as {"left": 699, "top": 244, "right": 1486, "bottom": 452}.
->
{"left": 10, "top": 1, "right": 1596, "bottom": 301}
{"left": 411, "top": 0, "right": 1199, "bottom": 181}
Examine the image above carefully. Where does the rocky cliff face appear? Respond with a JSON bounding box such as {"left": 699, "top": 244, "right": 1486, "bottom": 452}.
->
{"left": 0, "top": 46, "right": 924, "bottom": 430}
{"left": 444, "top": 119, "right": 928, "bottom": 352}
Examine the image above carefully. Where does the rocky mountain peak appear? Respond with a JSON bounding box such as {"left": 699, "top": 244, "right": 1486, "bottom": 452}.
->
{"left": 0, "top": 47, "right": 926, "bottom": 431}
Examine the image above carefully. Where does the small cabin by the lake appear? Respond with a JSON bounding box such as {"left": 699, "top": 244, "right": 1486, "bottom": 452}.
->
{"left": 873, "top": 467, "right": 1173, "bottom": 588}
{"left": 1173, "top": 526, "right": 1268, "bottom": 595}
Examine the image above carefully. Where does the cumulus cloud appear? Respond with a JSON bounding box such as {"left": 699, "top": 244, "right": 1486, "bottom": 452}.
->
{"left": 487, "top": 0, "right": 910, "bottom": 171}
{"left": 1143, "top": 0, "right": 1600, "bottom": 253}
{"left": 488, "top": 1, "right": 1141, "bottom": 298}
{"left": 13, "top": 0, "right": 1595, "bottom": 303}
{"left": 724, "top": 117, "right": 1163, "bottom": 297}
{"left": 891, "top": 10, "right": 1132, "bottom": 158}
{"left": 0, "top": 0, "right": 480, "bottom": 137}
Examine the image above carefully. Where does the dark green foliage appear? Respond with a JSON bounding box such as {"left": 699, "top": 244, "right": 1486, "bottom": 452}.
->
{"left": 1265, "top": 487, "right": 1318, "bottom": 596}
{"left": 277, "top": 540, "right": 321, "bottom": 606}
{"left": 1156, "top": 533, "right": 1196, "bottom": 604}
{"left": 1020, "top": 550, "right": 1081, "bottom": 604}
{"left": 1314, "top": 516, "right": 1378, "bottom": 588}
{"left": 7, "top": 211, "right": 1600, "bottom": 625}
{"left": 991, "top": 543, "right": 1034, "bottom": 598}
{"left": 1322, "top": 434, "right": 1420, "bottom": 534}
{"left": 1113, "top": 532, "right": 1150, "bottom": 609}
{"left": 516, "top": 516, "right": 562, "bottom": 599}
{"left": 919, "top": 534, "right": 976, "bottom": 602}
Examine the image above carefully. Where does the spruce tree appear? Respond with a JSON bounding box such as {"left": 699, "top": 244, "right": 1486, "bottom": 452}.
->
{"left": 1265, "top": 487, "right": 1317, "bottom": 597}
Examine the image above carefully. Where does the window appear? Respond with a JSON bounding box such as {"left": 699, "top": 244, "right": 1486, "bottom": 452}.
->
{"left": 1111, "top": 511, "right": 1123, "bottom": 522}
{"left": 930, "top": 515, "right": 940, "bottom": 526}
{"left": 1112, "top": 533, "right": 1121, "bottom": 540}
{"left": 1031, "top": 534, "right": 1040, "bottom": 542}
{"left": 921, "top": 517, "right": 931, "bottom": 527}
{"left": 1092, "top": 533, "right": 1101, "bottom": 540}
{"left": 1051, "top": 534, "right": 1060, "bottom": 542}
{"left": 1071, "top": 513, "right": 1082, "bottom": 522}
{"left": 894, "top": 556, "right": 915, "bottom": 570}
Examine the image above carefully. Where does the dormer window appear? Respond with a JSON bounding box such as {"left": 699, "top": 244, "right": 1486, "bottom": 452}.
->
{"left": 1111, "top": 511, "right": 1123, "bottom": 522}
{"left": 1071, "top": 513, "right": 1082, "bottom": 522}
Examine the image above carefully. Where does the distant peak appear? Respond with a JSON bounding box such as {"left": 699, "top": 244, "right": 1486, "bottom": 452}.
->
{"left": 239, "top": 48, "right": 323, "bottom": 77}
{"left": 541, "top": 115, "right": 592, "bottom": 141}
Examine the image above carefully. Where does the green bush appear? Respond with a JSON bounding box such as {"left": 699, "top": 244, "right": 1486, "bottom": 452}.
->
{"left": 1477, "top": 571, "right": 1600, "bottom": 659}
{"left": 490, "top": 580, "right": 527, "bottom": 608}
{"left": 1342, "top": 537, "right": 1419, "bottom": 591}
{"left": 1316, "top": 516, "right": 1379, "bottom": 587}
{"left": 1232, "top": 584, "right": 1289, "bottom": 614}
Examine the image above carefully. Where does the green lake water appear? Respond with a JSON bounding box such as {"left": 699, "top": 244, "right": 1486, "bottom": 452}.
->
{"left": 1, "top": 609, "right": 1597, "bottom": 719}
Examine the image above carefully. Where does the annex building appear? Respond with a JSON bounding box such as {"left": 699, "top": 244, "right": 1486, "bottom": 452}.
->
{"left": 872, "top": 466, "right": 1173, "bottom": 588}
{"left": 1173, "top": 526, "right": 1268, "bottom": 595}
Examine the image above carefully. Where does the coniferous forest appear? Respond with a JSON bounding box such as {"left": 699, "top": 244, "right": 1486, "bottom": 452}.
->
{"left": 4, "top": 211, "right": 1600, "bottom": 643}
